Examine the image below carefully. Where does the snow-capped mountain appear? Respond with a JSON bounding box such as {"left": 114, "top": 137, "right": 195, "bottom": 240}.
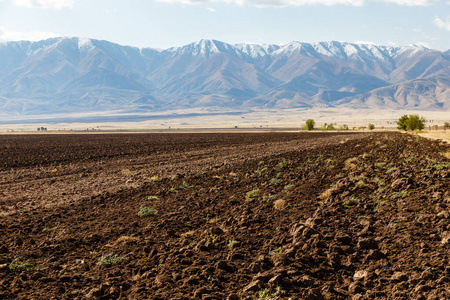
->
{"left": 0, "top": 37, "right": 449, "bottom": 116}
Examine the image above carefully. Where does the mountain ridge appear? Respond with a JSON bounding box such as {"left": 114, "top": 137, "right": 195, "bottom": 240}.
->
{"left": 0, "top": 37, "right": 449, "bottom": 116}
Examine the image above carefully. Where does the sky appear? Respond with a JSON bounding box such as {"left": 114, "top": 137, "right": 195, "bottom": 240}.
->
{"left": 0, "top": 0, "right": 449, "bottom": 50}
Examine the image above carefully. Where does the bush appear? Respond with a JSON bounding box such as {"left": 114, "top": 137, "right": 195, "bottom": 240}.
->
{"left": 326, "top": 124, "right": 335, "bottom": 130}
{"left": 304, "top": 119, "right": 315, "bottom": 130}
{"left": 368, "top": 124, "right": 375, "bottom": 130}
{"left": 445, "top": 122, "right": 450, "bottom": 129}
{"left": 397, "top": 115, "right": 425, "bottom": 131}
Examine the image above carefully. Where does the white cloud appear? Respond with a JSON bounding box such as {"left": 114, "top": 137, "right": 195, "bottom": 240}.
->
{"left": 0, "top": 27, "right": 59, "bottom": 41}
{"left": 12, "top": 0, "right": 75, "bottom": 9}
{"left": 157, "top": 0, "right": 438, "bottom": 6}
{"left": 433, "top": 16, "right": 450, "bottom": 31}
{"left": 378, "top": 0, "right": 436, "bottom": 5}
{"left": 158, "top": 0, "right": 365, "bottom": 6}
{"left": 354, "top": 40, "right": 376, "bottom": 45}
{"left": 387, "top": 41, "right": 398, "bottom": 46}
{"left": 207, "top": 7, "right": 216, "bottom": 11}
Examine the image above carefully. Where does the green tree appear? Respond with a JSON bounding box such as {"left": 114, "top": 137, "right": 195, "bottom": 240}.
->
{"left": 368, "top": 124, "right": 375, "bottom": 130}
{"left": 397, "top": 115, "right": 408, "bottom": 130}
{"left": 326, "top": 124, "right": 335, "bottom": 130}
{"left": 304, "top": 119, "right": 315, "bottom": 131}
{"left": 398, "top": 115, "right": 425, "bottom": 131}
{"left": 405, "top": 115, "right": 425, "bottom": 131}
{"left": 444, "top": 122, "right": 450, "bottom": 129}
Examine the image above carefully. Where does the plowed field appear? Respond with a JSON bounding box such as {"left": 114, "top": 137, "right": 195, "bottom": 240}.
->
{"left": 0, "top": 132, "right": 449, "bottom": 300}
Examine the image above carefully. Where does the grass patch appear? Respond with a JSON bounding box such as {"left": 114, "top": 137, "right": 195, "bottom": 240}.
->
{"left": 98, "top": 253, "right": 125, "bottom": 266}
{"left": 148, "top": 195, "right": 159, "bottom": 200}
{"left": 386, "top": 167, "right": 398, "bottom": 175}
{"left": 342, "top": 195, "right": 359, "bottom": 208}
{"left": 138, "top": 206, "right": 158, "bottom": 217}
{"left": 262, "top": 194, "right": 277, "bottom": 202}
{"left": 284, "top": 184, "right": 294, "bottom": 190}
{"left": 374, "top": 200, "right": 388, "bottom": 212}
{"left": 42, "top": 226, "right": 58, "bottom": 233}
{"left": 121, "top": 169, "right": 132, "bottom": 175}
{"left": 434, "top": 163, "right": 450, "bottom": 169}
{"left": 269, "top": 178, "right": 282, "bottom": 185}
{"left": 245, "top": 189, "right": 260, "bottom": 201}
{"left": 390, "top": 191, "right": 407, "bottom": 199}
{"left": 180, "top": 181, "right": 194, "bottom": 189}
{"left": 9, "top": 257, "right": 33, "bottom": 271}
{"left": 269, "top": 247, "right": 282, "bottom": 256}
{"left": 344, "top": 157, "right": 358, "bottom": 170}
{"left": 254, "top": 287, "right": 281, "bottom": 300}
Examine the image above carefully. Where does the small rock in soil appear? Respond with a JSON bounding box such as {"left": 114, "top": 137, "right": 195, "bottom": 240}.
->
{"left": 366, "top": 249, "right": 385, "bottom": 260}
{"left": 194, "top": 287, "right": 210, "bottom": 298}
{"left": 86, "top": 287, "right": 102, "bottom": 299}
{"left": 441, "top": 231, "right": 450, "bottom": 245}
{"left": 335, "top": 232, "right": 352, "bottom": 245}
{"left": 268, "top": 274, "right": 286, "bottom": 286}
{"left": 357, "top": 238, "right": 378, "bottom": 249}
{"left": 348, "top": 282, "right": 364, "bottom": 294}
{"left": 0, "top": 264, "right": 8, "bottom": 273}
{"left": 242, "top": 280, "right": 262, "bottom": 294}
{"left": 227, "top": 293, "right": 238, "bottom": 300}
{"left": 154, "top": 274, "right": 172, "bottom": 288}
{"left": 216, "top": 260, "right": 234, "bottom": 272}
{"left": 437, "top": 211, "right": 449, "bottom": 219}
{"left": 391, "top": 272, "right": 409, "bottom": 282}
{"left": 353, "top": 270, "right": 369, "bottom": 281}
{"left": 303, "top": 227, "right": 315, "bottom": 239}
{"left": 303, "top": 288, "right": 324, "bottom": 300}
{"left": 271, "top": 253, "right": 289, "bottom": 267}
{"left": 328, "top": 253, "right": 341, "bottom": 268}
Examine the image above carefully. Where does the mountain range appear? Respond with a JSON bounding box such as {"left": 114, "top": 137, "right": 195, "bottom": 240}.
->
{"left": 0, "top": 37, "right": 449, "bottom": 116}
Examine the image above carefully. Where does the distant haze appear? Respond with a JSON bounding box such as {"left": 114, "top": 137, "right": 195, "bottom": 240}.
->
{"left": 0, "top": 37, "right": 449, "bottom": 118}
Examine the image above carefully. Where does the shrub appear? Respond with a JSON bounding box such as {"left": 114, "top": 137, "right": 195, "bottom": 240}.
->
{"left": 444, "top": 122, "right": 450, "bottom": 129}
{"left": 368, "top": 124, "right": 375, "bottom": 130}
{"left": 304, "top": 119, "right": 315, "bottom": 130}
{"left": 326, "top": 124, "right": 335, "bottom": 130}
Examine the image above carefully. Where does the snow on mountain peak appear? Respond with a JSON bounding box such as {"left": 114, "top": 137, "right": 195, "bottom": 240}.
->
{"left": 78, "top": 37, "right": 94, "bottom": 51}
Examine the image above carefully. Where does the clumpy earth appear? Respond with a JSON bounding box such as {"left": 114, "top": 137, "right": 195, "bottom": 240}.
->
{"left": 0, "top": 131, "right": 449, "bottom": 300}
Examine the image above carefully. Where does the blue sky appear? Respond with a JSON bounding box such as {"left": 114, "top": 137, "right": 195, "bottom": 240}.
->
{"left": 0, "top": 0, "right": 449, "bottom": 50}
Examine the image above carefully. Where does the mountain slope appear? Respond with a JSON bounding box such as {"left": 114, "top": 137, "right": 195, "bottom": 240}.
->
{"left": 0, "top": 37, "right": 449, "bottom": 116}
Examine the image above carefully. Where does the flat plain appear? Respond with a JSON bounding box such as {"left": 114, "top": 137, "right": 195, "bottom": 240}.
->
{"left": 0, "top": 132, "right": 449, "bottom": 299}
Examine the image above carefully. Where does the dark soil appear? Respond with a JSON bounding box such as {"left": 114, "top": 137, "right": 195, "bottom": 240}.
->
{"left": 0, "top": 132, "right": 449, "bottom": 300}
